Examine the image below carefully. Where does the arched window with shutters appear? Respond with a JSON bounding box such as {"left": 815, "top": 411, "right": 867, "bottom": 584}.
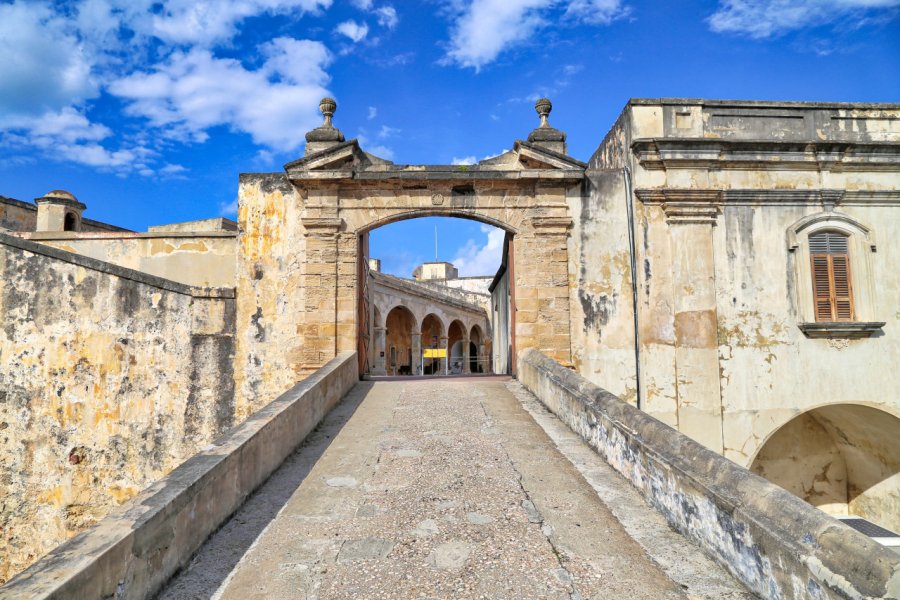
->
{"left": 788, "top": 212, "right": 884, "bottom": 338}
{"left": 809, "top": 231, "right": 853, "bottom": 322}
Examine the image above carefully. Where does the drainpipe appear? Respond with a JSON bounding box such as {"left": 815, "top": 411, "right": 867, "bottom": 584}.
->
{"left": 623, "top": 165, "right": 643, "bottom": 410}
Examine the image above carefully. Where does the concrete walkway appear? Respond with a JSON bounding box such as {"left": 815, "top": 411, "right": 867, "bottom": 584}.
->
{"left": 159, "top": 379, "right": 753, "bottom": 600}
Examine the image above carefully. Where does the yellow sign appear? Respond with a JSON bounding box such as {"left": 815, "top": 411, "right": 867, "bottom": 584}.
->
{"left": 423, "top": 348, "right": 446, "bottom": 358}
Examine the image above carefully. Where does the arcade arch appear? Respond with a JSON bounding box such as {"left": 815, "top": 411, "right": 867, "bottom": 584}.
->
{"left": 383, "top": 306, "right": 416, "bottom": 376}
{"left": 750, "top": 404, "right": 900, "bottom": 532}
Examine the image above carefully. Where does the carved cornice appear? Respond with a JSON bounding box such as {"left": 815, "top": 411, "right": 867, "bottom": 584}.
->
{"left": 530, "top": 216, "right": 573, "bottom": 235}
{"left": 301, "top": 217, "right": 342, "bottom": 237}
{"left": 636, "top": 188, "right": 900, "bottom": 207}
{"left": 631, "top": 139, "right": 900, "bottom": 172}
{"left": 634, "top": 189, "right": 722, "bottom": 225}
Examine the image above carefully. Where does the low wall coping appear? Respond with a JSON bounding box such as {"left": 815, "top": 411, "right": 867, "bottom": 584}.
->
{"left": 518, "top": 348, "right": 900, "bottom": 600}
{"left": 0, "top": 232, "right": 235, "bottom": 299}
{"left": 0, "top": 352, "right": 358, "bottom": 600}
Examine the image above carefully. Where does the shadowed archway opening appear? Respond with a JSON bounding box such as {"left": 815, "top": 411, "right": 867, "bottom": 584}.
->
{"left": 421, "top": 313, "right": 445, "bottom": 375}
{"left": 357, "top": 215, "right": 510, "bottom": 378}
{"left": 751, "top": 404, "right": 900, "bottom": 533}
{"left": 384, "top": 305, "right": 416, "bottom": 376}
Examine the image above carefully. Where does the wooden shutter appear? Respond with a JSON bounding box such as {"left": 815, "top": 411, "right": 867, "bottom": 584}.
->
{"left": 809, "top": 232, "right": 854, "bottom": 322}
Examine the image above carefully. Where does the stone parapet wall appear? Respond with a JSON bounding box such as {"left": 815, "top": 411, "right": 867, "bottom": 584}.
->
{"left": 518, "top": 348, "right": 900, "bottom": 600}
{"left": 22, "top": 231, "right": 237, "bottom": 288}
{"left": 0, "top": 352, "right": 358, "bottom": 600}
{"left": 0, "top": 233, "right": 235, "bottom": 582}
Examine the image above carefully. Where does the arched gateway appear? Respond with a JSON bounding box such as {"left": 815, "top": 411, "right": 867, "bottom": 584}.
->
{"left": 233, "top": 99, "right": 585, "bottom": 415}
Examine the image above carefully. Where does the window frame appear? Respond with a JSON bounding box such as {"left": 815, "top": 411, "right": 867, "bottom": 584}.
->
{"left": 787, "top": 211, "right": 883, "bottom": 337}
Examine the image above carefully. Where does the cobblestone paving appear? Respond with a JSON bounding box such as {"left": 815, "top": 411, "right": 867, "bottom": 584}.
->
{"left": 160, "top": 379, "right": 751, "bottom": 600}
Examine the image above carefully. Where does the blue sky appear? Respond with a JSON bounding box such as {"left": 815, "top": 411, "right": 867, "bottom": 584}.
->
{"left": 1, "top": 0, "right": 898, "bottom": 277}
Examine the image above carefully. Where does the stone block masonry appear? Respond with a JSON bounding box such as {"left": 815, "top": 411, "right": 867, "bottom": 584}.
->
{"left": 0, "top": 233, "right": 235, "bottom": 583}
{"left": 0, "top": 352, "right": 357, "bottom": 599}
{"left": 518, "top": 349, "right": 900, "bottom": 600}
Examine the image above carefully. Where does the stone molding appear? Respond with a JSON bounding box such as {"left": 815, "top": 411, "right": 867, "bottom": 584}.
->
{"left": 636, "top": 188, "right": 900, "bottom": 208}
{"left": 631, "top": 138, "right": 900, "bottom": 172}
{"left": 635, "top": 190, "right": 722, "bottom": 225}
{"left": 531, "top": 216, "right": 573, "bottom": 235}
{"left": 798, "top": 322, "right": 885, "bottom": 339}
{"left": 300, "top": 217, "right": 342, "bottom": 236}
{"left": 786, "top": 210, "right": 876, "bottom": 252}
{"left": 34, "top": 196, "right": 87, "bottom": 211}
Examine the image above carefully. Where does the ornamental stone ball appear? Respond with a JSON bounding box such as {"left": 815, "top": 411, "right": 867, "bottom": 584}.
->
{"left": 305, "top": 97, "right": 345, "bottom": 153}
{"left": 535, "top": 98, "right": 552, "bottom": 127}
{"left": 527, "top": 97, "right": 566, "bottom": 153}
{"left": 319, "top": 97, "right": 337, "bottom": 128}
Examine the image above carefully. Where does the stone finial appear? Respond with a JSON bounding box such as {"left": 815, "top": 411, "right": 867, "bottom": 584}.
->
{"left": 535, "top": 98, "right": 552, "bottom": 128}
{"left": 527, "top": 97, "right": 567, "bottom": 154}
{"left": 319, "top": 97, "right": 337, "bottom": 128}
{"left": 305, "top": 96, "right": 345, "bottom": 155}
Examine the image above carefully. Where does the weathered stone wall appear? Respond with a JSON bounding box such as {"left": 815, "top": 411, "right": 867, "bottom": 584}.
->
{"left": 518, "top": 348, "right": 900, "bottom": 600}
{"left": 581, "top": 100, "right": 900, "bottom": 474}
{"left": 234, "top": 173, "right": 306, "bottom": 420}
{"left": 0, "top": 233, "right": 235, "bottom": 583}
{"left": 567, "top": 169, "right": 639, "bottom": 404}
{"left": 0, "top": 197, "right": 37, "bottom": 232}
{"left": 1, "top": 353, "right": 358, "bottom": 600}
{"left": 25, "top": 232, "right": 236, "bottom": 288}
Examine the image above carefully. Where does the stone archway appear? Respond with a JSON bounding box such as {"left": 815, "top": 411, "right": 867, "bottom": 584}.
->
{"left": 234, "top": 106, "right": 585, "bottom": 410}
{"left": 750, "top": 404, "right": 900, "bottom": 532}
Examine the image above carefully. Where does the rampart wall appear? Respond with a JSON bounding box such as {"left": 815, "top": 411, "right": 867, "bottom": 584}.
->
{"left": 0, "top": 233, "right": 236, "bottom": 582}
{"left": 25, "top": 232, "right": 237, "bottom": 288}
{"left": 519, "top": 349, "right": 900, "bottom": 600}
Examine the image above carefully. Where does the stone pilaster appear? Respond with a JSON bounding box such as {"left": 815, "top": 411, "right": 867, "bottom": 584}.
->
{"left": 411, "top": 332, "right": 422, "bottom": 376}
{"left": 440, "top": 336, "right": 449, "bottom": 375}
{"left": 373, "top": 327, "right": 387, "bottom": 376}
{"left": 663, "top": 191, "right": 724, "bottom": 453}
{"left": 514, "top": 216, "right": 572, "bottom": 367}
{"left": 462, "top": 333, "right": 471, "bottom": 374}
{"left": 299, "top": 215, "right": 341, "bottom": 373}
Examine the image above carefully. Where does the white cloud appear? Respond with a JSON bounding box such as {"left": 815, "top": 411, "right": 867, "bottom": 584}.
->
{"left": 378, "top": 125, "right": 400, "bottom": 138}
{"left": 452, "top": 156, "right": 477, "bottom": 165}
{"left": 443, "top": 0, "right": 628, "bottom": 69}
{"left": 708, "top": 0, "right": 900, "bottom": 38}
{"left": 151, "top": 0, "right": 332, "bottom": 46}
{"left": 445, "top": 0, "right": 551, "bottom": 70}
{"left": 336, "top": 19, "right": 370, "bottom": 42}
{"left": 219, "top": 197, "right": 239, "bottom": 216}
{"left": 0, "top": 1, "right": 338, "bottom": 172}
{"left": 452, "top": 225, "right": 505, "bottom": 276}
{"left": 367, "top": 106, "right": 378, "bottom": 119}
{"left": 352, "top": 0, "right": 374, "bottom": 8}
{"left": 109, "top": 38, "right": 332, "bottom": 152}
{"left": 0, "top": 2, "right": 98, "bottom": 117}
{"left": 564, "top": 0, "right": 630, "bottom": 24}
{"left": 375, "top": 6, "right": 399, "bottom": 28}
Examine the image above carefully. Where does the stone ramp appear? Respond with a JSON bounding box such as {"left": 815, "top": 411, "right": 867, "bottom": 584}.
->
{"left": 159, "top": 379, "right": 753, "bottom": 600}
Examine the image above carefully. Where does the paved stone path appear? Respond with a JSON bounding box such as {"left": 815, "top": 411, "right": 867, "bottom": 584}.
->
{"left": 160, "top": 379, "right": 753, "bottom": 600}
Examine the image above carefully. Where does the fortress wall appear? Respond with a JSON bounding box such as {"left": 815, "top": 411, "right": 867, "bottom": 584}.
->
{"left": 567, "top": 170, "right": 639, "bottom": 406}
{"left": 519, "top": 349, "right": 900, "bottom": 600}
{"left": 0, "top": 233, "right": 235, "bottom": 583}
{"left": 27, "top": 233, "right": 237, "bottom": 288}
{"left": 234, "top": 173, "right": 306, "bottom": 419}
{"left": 1, "top": 353, "right": 357, "bottom": 600}
{"left": 0, "top": 197, "right": 37, "bottom": 232}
